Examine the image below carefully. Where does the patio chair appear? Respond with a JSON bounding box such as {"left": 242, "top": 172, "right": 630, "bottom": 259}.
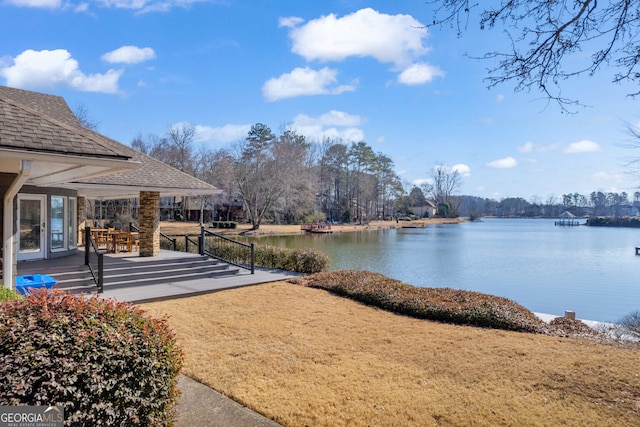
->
{"left": 116, "top": 232, "right": 139, "bottom": 253}
{"left": 92, "top": 229, "right": 109, "bottom": 250}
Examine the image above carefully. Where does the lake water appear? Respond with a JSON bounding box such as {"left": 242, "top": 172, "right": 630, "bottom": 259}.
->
{"left": 249, "top": 218, "right": 640, "bottom": 322}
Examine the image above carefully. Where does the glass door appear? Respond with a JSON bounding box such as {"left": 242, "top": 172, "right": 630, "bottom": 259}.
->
{"left": 17, "top": 194, "right": 46, "bottom": 260}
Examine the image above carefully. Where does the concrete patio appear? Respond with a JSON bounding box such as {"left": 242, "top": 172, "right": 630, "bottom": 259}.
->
{"left": 16, "top": 249, "right": 300, "bottom": 303}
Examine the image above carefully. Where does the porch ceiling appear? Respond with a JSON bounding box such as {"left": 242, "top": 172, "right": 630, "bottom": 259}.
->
{"left": 0, "top": 150, "right": 138, "bottom": 187}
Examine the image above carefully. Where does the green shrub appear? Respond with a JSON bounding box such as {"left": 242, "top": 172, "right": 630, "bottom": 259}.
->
{"left": 0, "top": 290, "right": 183, "bottom": 426}
{"left": 0, "top": 285, "right": 22, "bottom": 301}
{"left": 254, "top": 245, "right": 329, "bottom": 273}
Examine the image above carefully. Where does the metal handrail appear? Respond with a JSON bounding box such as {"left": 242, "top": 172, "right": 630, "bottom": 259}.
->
{"left": 200, "top": 227, "right": 255, "bottom": 274}
{"left": 84, "top": 226, "right": 104, "bottom": 293}
{"left": 160, "top": 231, "right": 177, "bottom": 251}
{"left": 131, "top": 222, "right": 177, "bottom": 251}
{"left": 185, "top": 235, "right": 199, "bottom": 254}
{"left": 127, "top": 222, "right": 253, "bottom": 272}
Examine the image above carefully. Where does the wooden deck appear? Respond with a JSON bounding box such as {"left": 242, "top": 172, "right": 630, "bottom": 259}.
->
{"left": 16, "top": 249, "right": 299, "bottom": 303}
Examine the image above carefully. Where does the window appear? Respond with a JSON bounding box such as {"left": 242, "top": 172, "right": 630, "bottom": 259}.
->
{"left": 51, "top": 196, "right": 78, "bottom": 251}
{"left": 51, "top": 196, "right": 65, "bottom": 250}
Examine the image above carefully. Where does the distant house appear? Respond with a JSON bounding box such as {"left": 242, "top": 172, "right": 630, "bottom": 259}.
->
{"left": 410, "top": 200, "right": 437, "bottom": 218}
{"left": 0, "top": 85, "right": 219, "bottom": 290}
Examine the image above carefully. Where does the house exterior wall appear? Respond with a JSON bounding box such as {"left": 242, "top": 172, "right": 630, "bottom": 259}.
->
{"left": 411, "top": 204, "right": 437, "bottom": 218}
{"left": 0, "top": 173, "right": 18, "bottom": 247}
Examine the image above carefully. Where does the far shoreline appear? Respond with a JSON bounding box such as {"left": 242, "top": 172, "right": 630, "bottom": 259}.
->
{"left": 161, "top": 217, "right": 469, "bottom": 237}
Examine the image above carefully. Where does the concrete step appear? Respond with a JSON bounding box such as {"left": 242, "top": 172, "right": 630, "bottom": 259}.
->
{"left": 55, "top": 256, "right": 240, "bottom": 293}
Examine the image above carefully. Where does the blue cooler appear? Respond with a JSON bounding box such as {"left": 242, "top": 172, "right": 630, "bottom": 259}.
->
{"left": 16, "top": 274, "right": 58, "bottom": 296}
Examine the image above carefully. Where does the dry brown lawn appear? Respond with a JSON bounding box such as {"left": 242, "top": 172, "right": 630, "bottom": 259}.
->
{"left": 141, "top": 282, "right": 640, "bottom": 427}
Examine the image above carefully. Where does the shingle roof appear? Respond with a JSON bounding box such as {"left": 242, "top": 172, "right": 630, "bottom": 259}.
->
{"left": 0, "top": 87, "right": 130, "bottom": 159}
{"left": 0, "top": 85, "right": 79, "bottom": 126}
{"left": 0, "top": 85, "right": 218, "bottom": 196}
{"left": 76, "top": 141, "right": 218, "bottom": 192}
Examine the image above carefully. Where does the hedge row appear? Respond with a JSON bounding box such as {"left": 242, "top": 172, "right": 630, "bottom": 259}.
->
{"left": 254, "top": 245, "right": 330, "bottom": 274}
{"left": 209, "top": 221, "right": 237, "bottom": 229}
{"left": 209, "top": 243, "right": 329, "bottom": 274}
{"left": 160, "top": 234, "right": 329, "bottom": 274}
{"left": 293, "top": 270, "right": 548, "bottom": 333}
{"left": 0, "top": 290, "right": 183, "bottom": 426}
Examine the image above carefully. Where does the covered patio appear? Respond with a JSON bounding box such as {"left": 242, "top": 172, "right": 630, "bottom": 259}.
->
{"left": 0, "top": 85, "right": 219, "bottom": 292}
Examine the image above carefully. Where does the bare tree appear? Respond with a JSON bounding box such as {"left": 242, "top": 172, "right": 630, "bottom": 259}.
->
{"left": 130, "top": 132, "right": 162, "bottom": 155}
{"left": 196, "top": 147, "right": 238, "bottom": 221}
{"left": 73, "top": 103, "right": 99, "bottom": 130}
{"left": 234, "top": 124, "right": 280, "bottom": 230}
{"left": 427, "top": 0, "right": 640, "bottom": 109}
{"left": 422, "top": 164, "right": 461, "bottom": 218}
{"left": 272, "top": 130, "right": 315, "bottom": 224}
{"left": 166, "top": 123, "right": 195, "bottom": 174}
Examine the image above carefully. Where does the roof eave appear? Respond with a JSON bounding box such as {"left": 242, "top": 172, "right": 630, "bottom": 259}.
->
{"left": 69, "top": 183, "right": 222, "bottom": 199}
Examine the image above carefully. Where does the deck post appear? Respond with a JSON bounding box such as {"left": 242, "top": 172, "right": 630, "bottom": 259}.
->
{"left": 199, "top": 226, "right": 205, "bottom": 255}
{"left": 250, "top": 243, "right": 255, "bottom": 274}
{"left": 97, "top": 253, "right": 104, "bottom": 293}
{"left": 84, "top": 226, "right": 91, "bottom": 266}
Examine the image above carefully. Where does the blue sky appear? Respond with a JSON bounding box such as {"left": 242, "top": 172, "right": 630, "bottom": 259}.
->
{"left": 2, "top": 0, "right": 639, "bottom": 202}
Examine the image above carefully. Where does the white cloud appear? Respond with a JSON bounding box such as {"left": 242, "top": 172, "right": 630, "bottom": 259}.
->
{"left": 5, "top": 0, "right": 61, "bottom": 7}
{"left": 194, "top": 123, "right": 251, "bottom": 143}
{"left": 496, "top": 94, "right": 505, "bottom": 102}
{"left": 288, "top": 8, "right": 429, "bottom": 67}
{"left": 95, "top": 0, "right": 206, "bottom": 13}
{"left": 397, "top": 62, "right": 444, "bottom": 85}
{"left": 563, "top": 139, "right": 601, "bottom": 153}
{"left": 592, "top": 171, "right": 625, "bottom": 186}
{"left": 518, "top": 141, "right": 558, "bottom": 153}
{"left": 276, "top": 9, "right": 440, "bottom": 95}
{"left": 262, "top": 67, "right": 355, "bottom": 102}
{"left": 7, "top": 0, "right": 206, "bottom": 12}
{"left": 102, "top": 46, "right": 156, "bottom": 64}
{"left": 293, "top": 110, "right": 362, "bottom": 127}
{"left": 487, "top": 157, "right": 518, "bottom": 169}
{"left": 452, "top": 163, "right": 471, "bottom": 177}
{"left": 0, "top": 49, "right": 122, "bottom": 93}
{"left": 289, "top": 111, "right": 364, "bottom": 142}
{"left": 518, "top": 142, "right": 534, "bottom": 153}
{"left": 279, "top": 16, "right": 304, "bottom": 28}
{"left": 98, "top": 0, "right": 151, "bottom": 9}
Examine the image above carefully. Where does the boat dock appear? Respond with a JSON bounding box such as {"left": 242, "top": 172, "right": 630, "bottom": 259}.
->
{"left": 301, "top": 223, "right": 333, "bottom": 233}
{"left": 554, "top": 220, "right": 581, "bottom": 226}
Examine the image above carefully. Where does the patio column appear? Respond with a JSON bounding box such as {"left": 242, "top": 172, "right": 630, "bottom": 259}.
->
{"left": 139, "top": 191, "right": 160, "bottom": 257}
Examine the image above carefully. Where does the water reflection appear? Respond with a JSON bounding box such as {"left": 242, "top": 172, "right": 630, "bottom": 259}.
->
{"left": 246, "top": 219, "right": 640, "bottom": 322}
